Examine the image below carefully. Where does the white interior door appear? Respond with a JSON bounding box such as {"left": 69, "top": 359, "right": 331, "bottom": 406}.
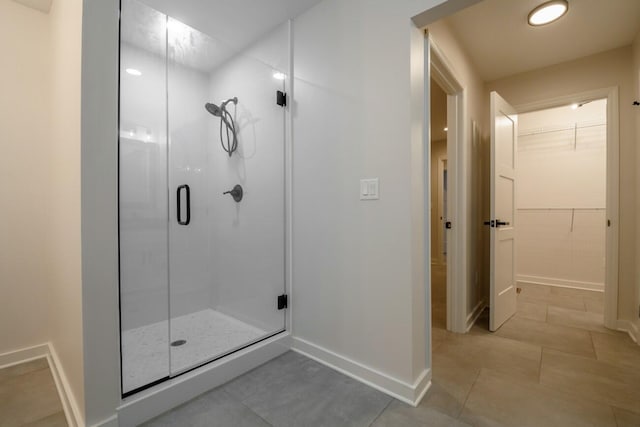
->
{"left": 489, "top": 91, "right": 517, "bottom": 331}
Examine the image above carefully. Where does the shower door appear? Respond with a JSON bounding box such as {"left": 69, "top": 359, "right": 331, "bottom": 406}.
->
{"left": 119, "top": 0, "right": 288, "bottom": 395}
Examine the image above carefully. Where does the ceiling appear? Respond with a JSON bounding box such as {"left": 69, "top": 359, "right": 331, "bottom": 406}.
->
{"left": 445, "top": 0, "right": 640, "bottom": 81}
{"left": 141, "top": 0, "right": 322, "bottom": 54}
{"left": 123, "top": 0, "right": 323, "bottom": 73}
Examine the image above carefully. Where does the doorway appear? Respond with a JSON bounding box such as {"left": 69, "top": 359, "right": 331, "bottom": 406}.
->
{"left": 425, "top": 36, "right": 467, "bottom": 334}
{"left": 517, "top": 99, "right": 607, "bottom": 292}
{"left": 430, "top": 78, "right": 448, "bottom": 329}
{"left": 479, "top": 89, "right": 619, "bottom": 334}
{"left": 511, "top": 97, "right": 609, "bottom": 329}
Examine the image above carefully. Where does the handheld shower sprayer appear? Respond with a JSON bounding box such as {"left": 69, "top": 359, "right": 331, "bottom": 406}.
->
{"left": 205, "top": 97, "right": 238, "bottom": 157}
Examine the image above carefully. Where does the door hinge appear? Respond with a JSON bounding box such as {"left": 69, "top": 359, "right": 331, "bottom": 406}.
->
{"left": 276, "top": 90, "right": 287, "bottom": 107}
{"left": 445, "top": 221, "right": 452, "bottom": 229}
{"left": 607, "top": 219, "right": 611, "bottom": 227}
{"left": 277, "top": 294, "right": 288, "bottom": 310}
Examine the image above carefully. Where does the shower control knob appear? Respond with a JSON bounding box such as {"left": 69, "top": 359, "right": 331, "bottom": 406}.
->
{"left": 223, "top": 184, "right": 243, "bottom": 202}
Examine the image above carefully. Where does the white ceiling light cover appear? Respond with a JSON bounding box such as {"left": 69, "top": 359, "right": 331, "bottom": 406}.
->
{"left": 528, "top": 0, "right": 569, "bottom": 26}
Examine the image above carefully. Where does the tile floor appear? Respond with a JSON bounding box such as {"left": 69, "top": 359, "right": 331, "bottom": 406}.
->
{"left": 0, "top": 358, "right": 67, "bottom": 427}
{"left": 145, "top": 271, "right": 640, "bottom": 426}
{"left": 431, "top": 279, "right": 640, "bottom": 427}
{"left": 3, "top": 275, "right": 637, "bottom": 426}
{"left": 122, "top": 309, "right": 268, "bottom": 393}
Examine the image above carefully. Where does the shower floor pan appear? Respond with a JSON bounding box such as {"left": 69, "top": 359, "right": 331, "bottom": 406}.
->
{"left": 122, "top": 309, "right": 266, "bottom": 393}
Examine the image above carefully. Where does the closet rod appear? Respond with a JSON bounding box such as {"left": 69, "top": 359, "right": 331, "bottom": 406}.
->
{"left": 519, "top": 122, "right": 605, "bottom": 138}
{"left": 517, "top": 207, "right": 605, "bottom": 211}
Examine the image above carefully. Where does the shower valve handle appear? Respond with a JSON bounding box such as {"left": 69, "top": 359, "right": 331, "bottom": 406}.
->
{"left": 223, "top": 184, "right": 243, "bottom": 202}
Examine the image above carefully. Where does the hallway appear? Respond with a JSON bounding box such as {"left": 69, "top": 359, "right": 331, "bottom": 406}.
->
{"left": 141, "top": 274, "right": 640, "bottom": 426}
{"left": 429, "top": 279, "right": 640, "bottom": 426}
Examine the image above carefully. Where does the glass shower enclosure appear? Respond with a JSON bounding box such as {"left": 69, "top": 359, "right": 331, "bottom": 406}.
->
{"left": 118, "top": 0, "right": 288, "bottom": 395}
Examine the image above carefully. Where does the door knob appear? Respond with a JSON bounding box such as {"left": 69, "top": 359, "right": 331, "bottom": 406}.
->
{"left": 223, "top": 184, "right": 243, "bottom": 202}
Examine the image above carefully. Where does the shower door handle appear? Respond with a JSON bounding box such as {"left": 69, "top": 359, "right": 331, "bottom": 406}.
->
{"left": 177, "top": 185, "right": 191, "bottom": 226}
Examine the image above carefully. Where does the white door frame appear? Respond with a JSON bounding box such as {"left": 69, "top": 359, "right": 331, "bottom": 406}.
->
{"left": 427, "top": 34, "right": 468, "bottom": 333}
{"left": 436, "top": 157, "right": 448, "bottom": 265}
{"left": 514, "top": 87, "right": 620, "bottom": 330}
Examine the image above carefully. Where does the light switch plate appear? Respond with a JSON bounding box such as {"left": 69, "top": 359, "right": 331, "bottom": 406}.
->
{"left": 360, "top": 178, "right": 379, "bottom": 200}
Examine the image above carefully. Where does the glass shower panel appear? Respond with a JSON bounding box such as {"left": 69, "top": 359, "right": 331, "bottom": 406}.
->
{"left": 119, "top": 0, "right": 170, "bottom": 395}
{"left": 167, "top": 20, "right": 287, "bottom": 375}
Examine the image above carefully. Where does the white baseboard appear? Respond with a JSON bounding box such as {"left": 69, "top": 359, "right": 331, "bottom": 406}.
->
{"left": 292, "top": 337, "right": 431, "bottom": 406}
{"left": 617, "top": 320, "right": 640, "bottom": 345}
{"left": 0, "top": 343, "right": 82, "bottom": 427}
{"left": 0, "top": 343, "right": 49, "bottom": 368}
{"left": 48, "top": 343, "right": 83, "bottom": 427}
{"left": 466, "top": 300, "right": 486, "bottom": 332}
{"left": 517, "top": 275, "right": 604, "bottom": 292}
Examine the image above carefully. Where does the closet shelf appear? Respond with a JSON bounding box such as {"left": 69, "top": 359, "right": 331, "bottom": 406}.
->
{"left": 519, "top": 122, "right": 605, "bottom": 138}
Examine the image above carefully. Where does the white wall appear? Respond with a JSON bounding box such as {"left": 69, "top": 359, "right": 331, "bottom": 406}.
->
{"left": 49, "top": 0, "right": 85, "bottom": 420}
{"left": 486, "top": 46, "right": 637, "bottom": 325}
{"left": 425, "top": 19, "right": 488, "bottom": 319}
{"left": 517, "top": 100, "right": 607, "bottom": 290}
{"left": 292, "top": 0, "right": 452, "bottom": 389}
{"left": 1, "top": 0, "right": 85, "bottom": 421}
{"left": 208, "top": 24, "right": 288, "bottom": 332}
{"left": 0, "top": 0, "right": 51, "bottom": 355}
{"left": 633, "top": 31, "right": 640, "bottom": 338}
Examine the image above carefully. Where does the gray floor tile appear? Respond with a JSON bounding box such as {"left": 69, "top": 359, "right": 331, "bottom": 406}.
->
{"left": 546, "top": 305, "right": 609, "bottom": 334}
{"left": 223, "top": 351, "right": 314, "bottom": 402}
{"left": 418, "top": 381, "right": 465, "bottom": 419}
{"left": 590, "top": 330, "right": 640, "bottom": 373}
{"left": 431, "top": 327, "right": 453, "bottom": 352}
{"left": 237, "top": 354, "right": 391, "bottom": 427}
{"left": 539, "top": 348, "right": 640, "bottom": 414}
{"left": 584, "top": 298, "right": 604, "bottom": 314}
{"left": 21, "top": 411, "right": 68, "bottom": 427}
{"left": 549, "top": 287, "right": 603, "bottom": 300}
{"left": 494, "top": 316, "right": 595, "bottom": 357}
{"left": 612, "top": 406, "right": 640, "bottom": 427}
{"left": 142, "top": 388, "right": 270, "bottom": 427}
{"left": 372, "top": 400, "right": 471, "bottom": 427}
{"left": 518, "top": 282, "right": 552, "bottom": 298}
{"left": 436, "top": 332, "right": 542, "bottom": 384}
{"left": 460, "top": 369, "right": 617, "bottom": 427}
{"left": 515, "top": 299, "right": 547, "bottom": 322}
{"left": 518, "top": 292, "right": 586, "bottom": 311}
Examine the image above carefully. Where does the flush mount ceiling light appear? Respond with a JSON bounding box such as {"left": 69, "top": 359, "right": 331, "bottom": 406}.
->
{"left": 528, "top": 0, "right": 568, "bottom": 26}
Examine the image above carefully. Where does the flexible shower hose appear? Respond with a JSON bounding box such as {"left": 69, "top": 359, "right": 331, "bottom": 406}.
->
{"left": 219, "top": 104, "right": 238, "bottom": 157}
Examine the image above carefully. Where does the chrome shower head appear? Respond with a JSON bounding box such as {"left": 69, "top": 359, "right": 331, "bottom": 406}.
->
{"left": 206, "top": 97, "right": 239, "bottom": 157}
